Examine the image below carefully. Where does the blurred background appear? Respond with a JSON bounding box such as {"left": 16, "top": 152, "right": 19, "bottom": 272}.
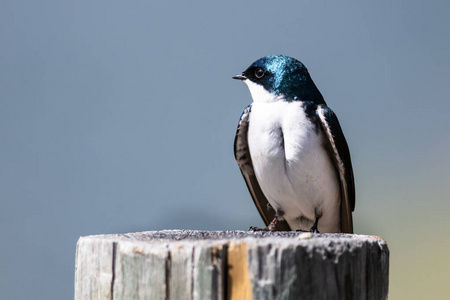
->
{"left": 1, "top": 1, "right": 449, "bottom": 299}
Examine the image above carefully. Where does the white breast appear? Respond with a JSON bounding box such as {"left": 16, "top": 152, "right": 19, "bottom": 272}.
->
{"left": 247, "top": 100, "right": 341, "bottom": 232}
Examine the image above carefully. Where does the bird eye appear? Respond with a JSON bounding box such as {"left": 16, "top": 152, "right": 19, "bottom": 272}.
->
{"left": 255, "top": 67, "right": 265, "bottom": 79}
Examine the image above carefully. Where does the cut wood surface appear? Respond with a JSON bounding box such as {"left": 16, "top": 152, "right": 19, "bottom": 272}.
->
{"left": 75, "top": 230, "right": 389, "bottom": 300}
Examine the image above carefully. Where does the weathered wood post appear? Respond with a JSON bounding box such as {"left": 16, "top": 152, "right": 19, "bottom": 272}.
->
{"left": 75, "top": 230, "right": 389, "bottom": 300}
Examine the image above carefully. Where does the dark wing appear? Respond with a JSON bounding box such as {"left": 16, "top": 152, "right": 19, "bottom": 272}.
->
{"left": 317, "top": 105, "right": 355, "bottom": 233}
{"left": 234, "top": 105, "right": 291, "bottom": 231}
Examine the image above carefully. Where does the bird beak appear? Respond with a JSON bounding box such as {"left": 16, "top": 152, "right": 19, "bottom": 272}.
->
{"left": 232, "top": 74, "right": 247, "bottom": 80}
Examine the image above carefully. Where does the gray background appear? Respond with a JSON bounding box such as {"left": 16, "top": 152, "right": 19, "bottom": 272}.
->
{"left": 1, "top": 1, "right": 449, "bottom": 299}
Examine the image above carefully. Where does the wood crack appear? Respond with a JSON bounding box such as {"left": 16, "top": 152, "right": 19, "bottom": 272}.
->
{"left": 110, "top": 242, "right": 117, "bottom": 300}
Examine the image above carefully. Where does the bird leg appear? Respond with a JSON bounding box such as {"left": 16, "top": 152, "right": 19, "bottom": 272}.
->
{"left": 249, "top": 216, "right": 279, "bottom": 232}
{"left": 268, "top": 216, "right": 278, "bottom": 231}
{"left": 309, "top": 217, "right": 320, "bottom": 233}
{"left": 249, "top": 209, "right": 285, "bottom": 232}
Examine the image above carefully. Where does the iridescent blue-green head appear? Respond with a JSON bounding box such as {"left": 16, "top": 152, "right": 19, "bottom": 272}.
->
{"left": 233, "top": 55, "right": 325, "bottom": 104}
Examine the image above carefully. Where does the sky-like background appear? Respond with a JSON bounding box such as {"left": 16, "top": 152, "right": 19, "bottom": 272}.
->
{"left": 1, "top": 1, "right": 449, "bottom": 299}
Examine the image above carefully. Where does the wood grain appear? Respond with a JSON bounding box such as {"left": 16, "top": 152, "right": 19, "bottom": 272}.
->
{"left": 75, "top": 230, "right": 389, "bottom": 300}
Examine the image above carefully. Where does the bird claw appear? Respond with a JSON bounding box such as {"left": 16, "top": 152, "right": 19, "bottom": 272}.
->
{"left": 249, "top": 226, "right": 270, "bottom": 232}
{"left": 310, "top": 228, "right": 320, "bottom": 234}
{"left": 249, "top": 216, "right": 279, "bottom": 232}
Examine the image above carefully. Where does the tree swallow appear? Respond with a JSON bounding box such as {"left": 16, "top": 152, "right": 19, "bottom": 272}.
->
{"left": 233, "top": 55, "right": 355, "bottom": 233}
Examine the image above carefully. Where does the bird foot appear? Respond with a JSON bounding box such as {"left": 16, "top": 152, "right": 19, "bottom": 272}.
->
{"left": 310, "top": 228, "right": 320, "bottom": 234}
{"left": 295, "top": 221, "right": 320, "bottom": 233}
{"left": 249, "top": 226, "right": 270, "bottom": 232}
{"left": 309, "top": 219, "right": 320, "bottom": 233}
{"left": 249, "top": 216, "right": 279, "bottom": 232}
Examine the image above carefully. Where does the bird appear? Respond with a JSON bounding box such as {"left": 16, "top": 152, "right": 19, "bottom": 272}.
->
{"left": 233, "top": 55, "right": 355, "bottom": 233}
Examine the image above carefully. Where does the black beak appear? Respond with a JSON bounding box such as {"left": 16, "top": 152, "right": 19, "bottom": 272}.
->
{"left": 232, "top": 74, "right": 247, "bottom": 80}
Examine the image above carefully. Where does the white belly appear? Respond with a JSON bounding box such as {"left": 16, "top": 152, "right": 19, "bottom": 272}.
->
{"left": 247, "top": 101, "right": 341, "bottom": 232}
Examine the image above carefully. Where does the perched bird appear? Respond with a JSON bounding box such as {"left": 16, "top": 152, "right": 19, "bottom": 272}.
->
{"left": 233, "top": 55, "right": 355, "bottom": 233}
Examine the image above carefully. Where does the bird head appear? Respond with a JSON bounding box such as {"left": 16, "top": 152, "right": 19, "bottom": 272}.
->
{"left": 233, "top": 55, "right": 325, "bottom": 104}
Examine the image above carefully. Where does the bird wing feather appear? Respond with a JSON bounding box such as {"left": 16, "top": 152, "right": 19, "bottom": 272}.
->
{"left": 234, "top": 105, "right": 291, "bottom": 231}
{"left": 317, "top": 105, "right": 355, "bottom": 233}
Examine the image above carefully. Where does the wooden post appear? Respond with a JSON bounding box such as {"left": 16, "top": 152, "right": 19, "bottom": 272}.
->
{"left": 75, "top": 230, "right": 389, "bottom": 300}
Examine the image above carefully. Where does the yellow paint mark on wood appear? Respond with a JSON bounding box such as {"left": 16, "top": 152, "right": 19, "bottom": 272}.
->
{"left": 227, "top": 242, "right": 252, "bottom": 300}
